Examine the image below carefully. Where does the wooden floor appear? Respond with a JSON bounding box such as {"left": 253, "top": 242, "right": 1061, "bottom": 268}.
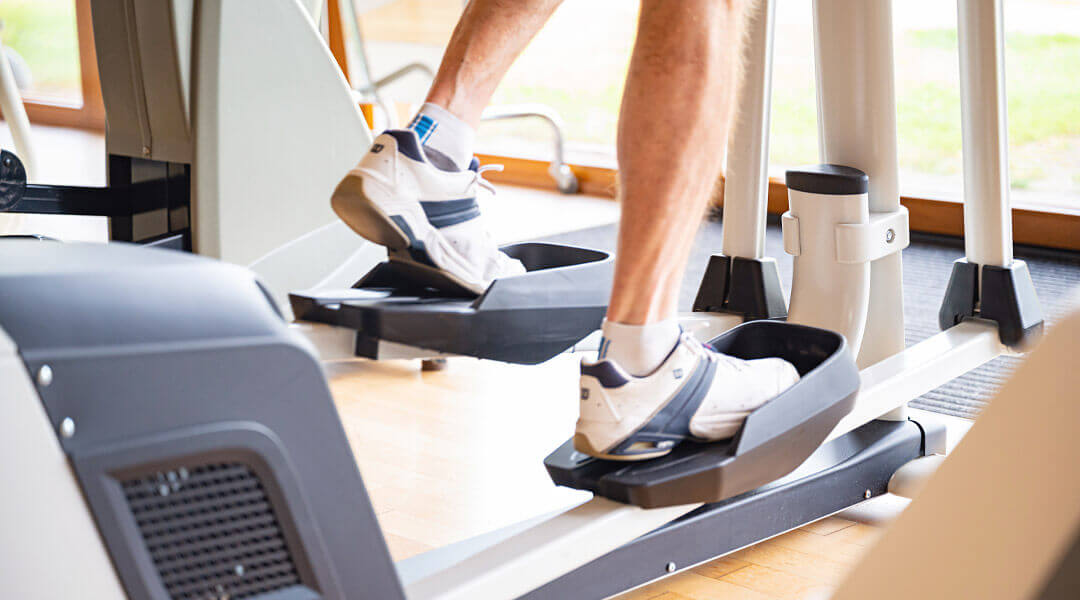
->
{"left": 326, "top": 353, "right": 887, "bottom": 600}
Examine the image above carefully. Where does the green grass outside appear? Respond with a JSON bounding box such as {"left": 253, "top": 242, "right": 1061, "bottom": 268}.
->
{"left": 493, "top": 27, "right": 1079, "bottom": 196}
{"left": 1, "top": 0, "right": 1075, "bottom": 196}
{"left": 0, "top": 0, "right": 81, "bottom": 98}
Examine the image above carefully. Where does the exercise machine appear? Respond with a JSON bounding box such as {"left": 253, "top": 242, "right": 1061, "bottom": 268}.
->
{"left": 0, "top": 0, "right": 382, "bottom": 307}
{"left": 0, "top": 0, "right": 1066, "bottom": 599}
{"left": 0, "top": 0, "right": 607, "bottom": 364}
{"left": 1, "top": 237, "right": 1072, "bottom": 600}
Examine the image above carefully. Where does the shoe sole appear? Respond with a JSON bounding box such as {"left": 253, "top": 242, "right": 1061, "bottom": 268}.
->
{"left": 331, "top": 172, "right": 486, "bottom": 296}
{"left": 572, "top": 433, "right": 673, "bottom": 462}
{"left": 331, "top": 172, "right": 411, "bottom": 250}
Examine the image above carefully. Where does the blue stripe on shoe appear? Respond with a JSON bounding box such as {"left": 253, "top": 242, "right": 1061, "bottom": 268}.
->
{"left": 388, "top": 215, "right": 435, "bottom": 267}
{"left": 420, "top": 198, "right": 481, "bottom": 228}
{"left": 605, "top": 354, "right": 718, "bottom": 457}
{"left": 581, "top": 361, "right": 630, "bottom": 389}
{"left": 386, "top": 130, "right": 425, "bottom": 162}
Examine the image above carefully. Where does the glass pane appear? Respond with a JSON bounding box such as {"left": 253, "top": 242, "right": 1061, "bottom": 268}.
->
{"left": 484, "top": 0, "right": 634, "bottom": 166}
{"left": 353, "top": 0, "right": 633, "bottom": 165}
{"left": 354, "top": 0, "right": 1079, "bottom": 207}
{"left": 0, "top": 0, "right": 82, "bottom": 104}
{"left": 770, "top": 0, "right": 1080, "bottom": 209}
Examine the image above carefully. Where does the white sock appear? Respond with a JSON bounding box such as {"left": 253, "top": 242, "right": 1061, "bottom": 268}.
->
{"left": 598, "top": 318, "right": 681, "bottom": 377}
{"left": 407, "top": 102, "right": 476, "bottom": 171}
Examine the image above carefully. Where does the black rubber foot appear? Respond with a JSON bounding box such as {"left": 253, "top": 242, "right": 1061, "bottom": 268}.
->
{"left": 938, "top": 258, "right": 1044, "bottom": 349}
{"left": 692, "top": 255, "right": 787, "bottom": 320}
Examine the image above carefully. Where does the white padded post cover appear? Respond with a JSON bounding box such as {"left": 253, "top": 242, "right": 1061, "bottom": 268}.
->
{"left": 834, "top": 298, "right": 1080, "bottom": 599}
{"left": 193, "top": 0, "right": 374, "bottom": 296}
{"left": 0, "top": 329, "right": 127, "bottom": 599}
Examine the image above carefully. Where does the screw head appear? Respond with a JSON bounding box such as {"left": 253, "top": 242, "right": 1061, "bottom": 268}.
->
{"left": 885, "top": 228, "right": 896, "bottom": 243}
{"left": 864, "top": 489, "right": 872, "bottom": 499}
{"left": 665, "top": 562, "right": 677, "bottom": 573}
{"left": 37, "top": 365, "right": 53, "bottom": 387}
{"left": 60, "top": 417, "right": 75, "bottom": 438}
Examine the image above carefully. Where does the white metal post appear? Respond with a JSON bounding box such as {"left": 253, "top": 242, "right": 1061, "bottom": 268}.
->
{"left": 0, "top": 39, "right": 36, "bottom": 181}
{"left": 812, "top": 0, "right": 905, "bottom": 370}
{"left": 720, "top": 0, "right": 776, "bottom": 260}
{"left": 957, "top": 0, "right": 1013, "bottom": 268}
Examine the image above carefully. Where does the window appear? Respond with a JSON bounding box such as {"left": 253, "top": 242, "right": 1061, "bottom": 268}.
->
{"left": 770, "top": 0, "right": 1080, "bottom": 211}
{"left": 0, "top": 0, "right": 82, "bottom": 104}
{"left": 0, "top": 0, "right": 102, "bottom": 129}
{"left": 350, "top": 0, "right": 635, "bottom": 167}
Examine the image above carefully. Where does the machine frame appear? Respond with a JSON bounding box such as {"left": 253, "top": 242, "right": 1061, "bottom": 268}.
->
{"left": 0, "top": 0, "right": 1052, "bottom": 599}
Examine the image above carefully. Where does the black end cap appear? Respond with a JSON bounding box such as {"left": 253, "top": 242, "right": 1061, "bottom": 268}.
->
{"left": 785, "top": 164, "right": 868, "bottom": 196}
{"left": 0, "top": 149, "right": 28, "bottom": 211}
{"left": 692, "top": 255, "right": 787, "bottom": 320}
{"left": 938, "top": 258, "right": 1044, "bottom": 350}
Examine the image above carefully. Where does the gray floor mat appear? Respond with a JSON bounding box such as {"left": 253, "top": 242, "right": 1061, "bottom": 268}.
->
{"left": 541, "top": 214, "right": 1080, "bottom": 419}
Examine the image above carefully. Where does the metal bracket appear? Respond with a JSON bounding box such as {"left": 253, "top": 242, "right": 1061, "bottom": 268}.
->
{"left": 781, "top": 208, "right": 909, "bottom": 264}
{"left": 781, "top": 212, "right": 800, "bottom": 256}
{"left": 835, "top": 207, "right": 909, "bottom": 264}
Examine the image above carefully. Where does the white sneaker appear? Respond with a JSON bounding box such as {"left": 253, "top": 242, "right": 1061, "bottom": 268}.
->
{"left": 575, "top": 330, "right": 800, "bottom": 461}
{"left": 331, "top": 129, "right": 526, "bottom": 294}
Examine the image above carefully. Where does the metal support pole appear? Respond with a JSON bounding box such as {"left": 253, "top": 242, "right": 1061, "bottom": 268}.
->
{"left": 957, "top": 0, "right": 1013, "bottom": 268}
{"left": 720, "top": 0, "right": 775, "bottom": 260}
{"left": 0, "top": 37, "right": 36, "bottom": 182}
{"left": 812, "top": 0, "right": 905, "bottom": 370}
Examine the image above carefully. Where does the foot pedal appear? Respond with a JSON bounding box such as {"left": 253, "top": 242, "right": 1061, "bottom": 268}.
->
{"left": 545, "top": 320, "right": 860, "bottom": 508}
{"left": 290, "top": 242, "right": 612, "bottom": 364}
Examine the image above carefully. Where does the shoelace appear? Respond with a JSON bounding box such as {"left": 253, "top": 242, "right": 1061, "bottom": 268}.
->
{"left": 474, "top": 163, "right": 504, "bottom": 195}
{"left": 693, "top": 335, "right": 747, "bottom": 373}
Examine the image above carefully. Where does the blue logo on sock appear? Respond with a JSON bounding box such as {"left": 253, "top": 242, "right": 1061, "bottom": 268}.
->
{"left": 409, "top": 114, "right": 439, "bottom": 144}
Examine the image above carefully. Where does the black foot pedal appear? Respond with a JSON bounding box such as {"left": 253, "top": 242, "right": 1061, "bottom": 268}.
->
{"left": 290, "top": 242, "right": 612, "bottom": 364}
{"left": 545, "top": 320, "right": 859, "bottom": 508}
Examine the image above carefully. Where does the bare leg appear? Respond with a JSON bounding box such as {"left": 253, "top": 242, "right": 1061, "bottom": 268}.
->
{"left": 607, "top": 0, "right": 750, "bottom": 325}
{"left": 426, "top": 0, "right": 564, "bottom": 127}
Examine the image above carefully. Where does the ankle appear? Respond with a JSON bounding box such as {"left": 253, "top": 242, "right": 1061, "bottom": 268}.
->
{"left": 407, "top": 102, "right": 476, "bottom": 170}
{"left": 599, "top": 318, "right": 681, "bottom": 377}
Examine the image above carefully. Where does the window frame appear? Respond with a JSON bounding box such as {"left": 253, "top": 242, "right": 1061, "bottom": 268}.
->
{"left": 14, "top": 0, "right": 105, "bottom": 130}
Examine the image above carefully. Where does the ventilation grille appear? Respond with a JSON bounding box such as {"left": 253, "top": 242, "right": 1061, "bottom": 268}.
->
{"left": 121, "top": 462, "right": 303, "bottom": 599}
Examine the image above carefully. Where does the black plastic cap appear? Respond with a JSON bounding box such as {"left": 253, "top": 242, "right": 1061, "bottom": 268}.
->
{"left": 692, "top": 255, "right": 787, "bottom": 320}
{"left": 0, "top": 149, "right": 27, "bottom": 211}
{"left": 786, "top": 164, "right": 868, "bottom": 196}
{"left": 938, "top": 258, "right": 1045, "bottom": 350}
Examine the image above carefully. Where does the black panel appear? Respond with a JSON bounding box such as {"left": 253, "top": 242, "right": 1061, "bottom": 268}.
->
{"left": 0, "top": 240, "right": 403, "bottom": 600}
{"left": 546, "top": 321, "right": 860, "bottom": 507}
{"left": 291, "top": 242, "right": 612, "bottom": 364}
{"left": 527, "top": 419, "right": 934, "bottom": 600}
{"left": 122, "top": 462, "right": 306, "bottom": 600}
{"left": 0, "top": 154, "right": 191, "bottom": 247}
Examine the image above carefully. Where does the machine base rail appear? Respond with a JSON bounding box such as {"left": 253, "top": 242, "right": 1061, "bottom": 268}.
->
{"left": 526, "top": 418, "right": 935, "bottom": 600}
